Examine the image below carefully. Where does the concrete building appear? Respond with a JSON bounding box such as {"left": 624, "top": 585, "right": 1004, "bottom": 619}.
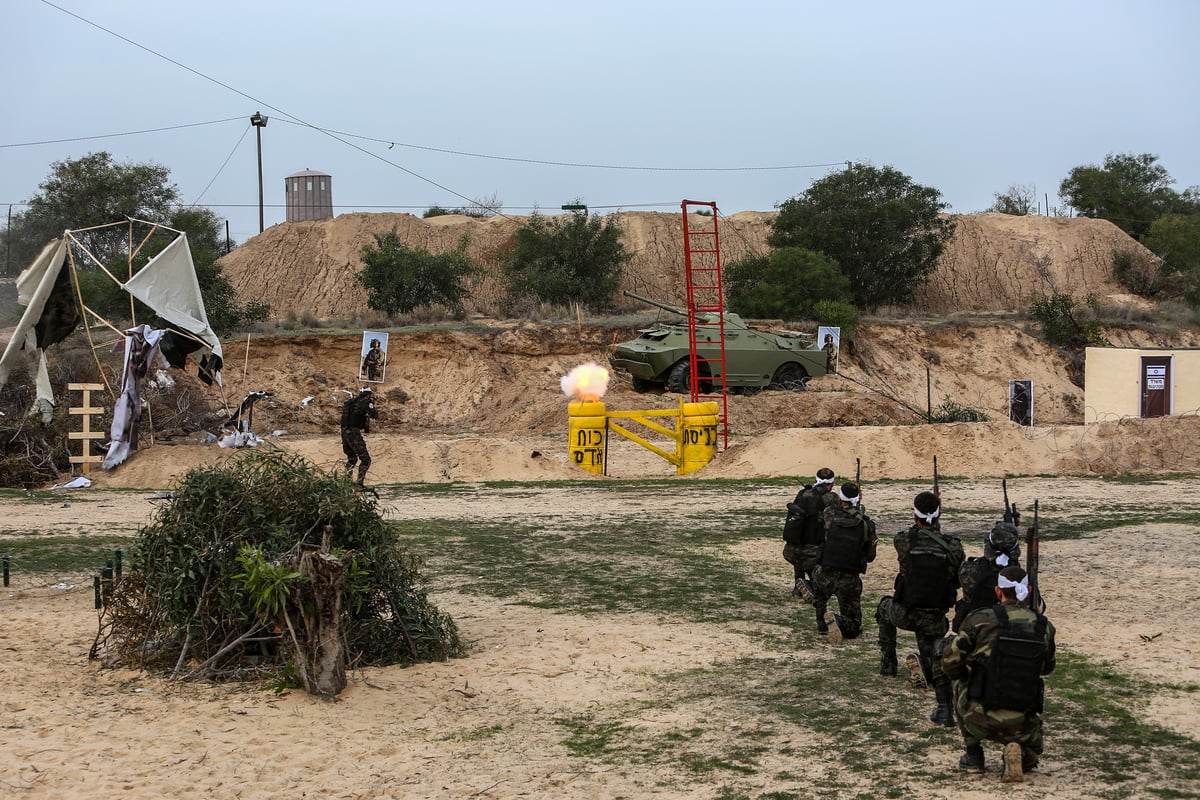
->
{"left": 1083, "top": 346, "right": 1200, "bottom": 422}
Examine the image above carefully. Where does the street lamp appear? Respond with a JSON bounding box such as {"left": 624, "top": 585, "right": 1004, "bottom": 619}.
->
{"left": 250, "top": 112, "right": 269, "bottom": 233}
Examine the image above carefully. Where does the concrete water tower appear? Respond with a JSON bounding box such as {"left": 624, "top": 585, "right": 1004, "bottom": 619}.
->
{"left": 285, "top": 169, "right": 333, "bottom": 222}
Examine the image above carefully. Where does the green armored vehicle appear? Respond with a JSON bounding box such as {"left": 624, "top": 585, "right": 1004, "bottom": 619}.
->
{"left": 610, "top": 291, "right": 829, "bottom": 394}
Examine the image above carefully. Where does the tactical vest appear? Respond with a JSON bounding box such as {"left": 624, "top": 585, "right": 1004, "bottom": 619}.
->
{"left": 979, "top": 604, "right": 1048, "bottom": 713}
{"left": 963, "top": 558, "right": 1001, "bottom": 615}
{"left": 899, "top": 528, "right": 957, "bottom": 609}
{"left": 821, "top": 510, "right": 868, "bottom": 572}
{"left": 782, "top": 486, "right": 826, "bottom": 546}
{"left": 341, "top": 396, "right": 372, "bottom": 430}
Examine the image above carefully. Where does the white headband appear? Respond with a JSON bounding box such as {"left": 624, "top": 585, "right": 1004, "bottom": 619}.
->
{"left": 837, "top": 488, "right": 860, "bottom": 505}
{"left": 814, "top": 477, "right": 834, "bottom": 486}
{"left": 998, "top": 574, "right": 1030, "bottom": 602}
{"left": 913, "top": 505, "right": 940, "bottom": 524}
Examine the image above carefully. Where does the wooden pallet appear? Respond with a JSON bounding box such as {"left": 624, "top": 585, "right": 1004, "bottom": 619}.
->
{"left": 68, "top": 383, "right": 107, "bottom": 474}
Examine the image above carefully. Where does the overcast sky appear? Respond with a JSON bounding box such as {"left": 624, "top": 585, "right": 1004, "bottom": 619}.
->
{"left": 3, "top": 0, "right": 1198, "bottom": 245}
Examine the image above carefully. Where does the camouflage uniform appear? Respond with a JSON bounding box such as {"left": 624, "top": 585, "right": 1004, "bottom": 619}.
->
{"left": 810, "top": 502, "right": 877, "bottom": 639}
{"left": 942, "top": 602, "right": 1056, "bottom": 758}
{"left": 782, "top": 483, "right": 835, "bottom": 588}
{"left": 340, "top": 391, "right": 378, "bottom": 484}
{"left": 953, "top": 522, "right": 1022, "bottom": 632}
{"left": 876, "top": 523, "right": 965, "bottom": 723}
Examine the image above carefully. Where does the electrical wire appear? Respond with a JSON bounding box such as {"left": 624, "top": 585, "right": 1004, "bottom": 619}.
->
{"left": 188, "top": 124, "right": 252, "bottom": 208}
{"left": 0, "top": 117, "right": 245, "bottom": 148}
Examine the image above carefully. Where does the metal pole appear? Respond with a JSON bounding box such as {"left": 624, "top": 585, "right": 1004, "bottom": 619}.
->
{"left": 255, "top": 124, "right": 265, "bottom": 233}
{"left": 250, "top": 112, "right": 269, "bottom": 234}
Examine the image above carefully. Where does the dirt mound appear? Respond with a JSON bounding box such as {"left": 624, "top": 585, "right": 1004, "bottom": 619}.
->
{"left": 219, "top": 211, "right": 1151, "bottom": 319}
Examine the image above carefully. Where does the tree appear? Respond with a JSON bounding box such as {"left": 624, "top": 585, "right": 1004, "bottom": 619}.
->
{"left": 1143, "top": 213, "right": 1200, "bottom": 305}
{"left": 1058, "top": 153, "right": 1184, "bottom": 240}
{"left": 3, "top": 152, "right": 179, "bottom": 271}
{"left": 725, "top": 247, "right": 851, "bottom": 320}
{"left": 988, "top": 184, "right": 1038, "bottom": 216}
{"left": 356, "top": 229, "right": 476, "bottom": 316}
{"left": 1, "top": 153, "right": 262, "bottom": 332}
{"left": 503, "top": 210, "right": 629, "bottom": 310}
{"left": 768, "top": 163, "right": 953, "bottom": 309}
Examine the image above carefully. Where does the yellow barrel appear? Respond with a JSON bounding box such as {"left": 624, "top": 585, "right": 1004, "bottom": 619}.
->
{"left": 678, "top": 401, "right": 719, "bottom": 475}
{"left": 568, "top": 400, "right": 607, "bottom": 474}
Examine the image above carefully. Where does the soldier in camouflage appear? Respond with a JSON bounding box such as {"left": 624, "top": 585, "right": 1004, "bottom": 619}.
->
{"left": 942, "top": 565, "right": 1056, "bottom": 782}
{"left": 340, "top": 387, "right": 379, "bottom": 485}
{"left": 953, "top": 521, "right": 1022, "bottom": 632}
{"left": 875, "top": 491, "right": 965, "bottom": 727}
{"left": 782, "top": 467, "right": 837, "bottom": 596}
{"left": 808, "top": 483, "right": 877, "bottom": 644}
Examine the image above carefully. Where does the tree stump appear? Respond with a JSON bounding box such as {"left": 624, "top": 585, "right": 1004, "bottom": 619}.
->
{"left": 291, "top": 549, "right": 347, "bottom": 696}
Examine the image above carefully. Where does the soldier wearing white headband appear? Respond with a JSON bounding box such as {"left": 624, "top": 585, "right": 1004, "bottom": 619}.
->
{"left": 942, "top": 566, "right": 1057, "bottom": 783}
{"left": 805, "top": 482, "right": 877, "bottom": 646}
{"left": 782, "top": 468, "right": 838, "bottom": 600}
{"left": 875, "top": 490, "right": 965, "bottom": 728}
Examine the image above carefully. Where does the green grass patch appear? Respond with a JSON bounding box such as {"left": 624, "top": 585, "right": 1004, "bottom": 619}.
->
{"left": 0, "top": 535, "right": 134, "bottom": 574}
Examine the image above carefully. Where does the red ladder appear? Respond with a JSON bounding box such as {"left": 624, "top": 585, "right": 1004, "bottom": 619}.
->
{"left": 680, "top": 199, "right": 729, "bottom": 450}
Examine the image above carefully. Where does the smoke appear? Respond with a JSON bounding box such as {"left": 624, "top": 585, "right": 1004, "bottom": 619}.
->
{"left": 560, "top": 362, "right": 610, "bottom": 402}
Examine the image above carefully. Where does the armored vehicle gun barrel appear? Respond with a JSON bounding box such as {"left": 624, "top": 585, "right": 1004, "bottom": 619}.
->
{"left": 623, "top": 290, "right": 687, "bottom": 317}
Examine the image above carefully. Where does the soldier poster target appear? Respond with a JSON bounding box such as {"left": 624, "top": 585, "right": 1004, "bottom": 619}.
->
{"left": 817, "top": 326, "right": 841, "bottom": 374}
{"left": 359, "top": 331, "right": 388, "bottom": 383}
{"left": 1009, "top": 380, "right": 1033, "bottom": 426}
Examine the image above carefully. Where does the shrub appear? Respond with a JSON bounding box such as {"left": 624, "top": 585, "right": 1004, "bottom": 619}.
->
{"left": 1029, "top": 291, "right": 1108, "bottom": 349}
{"left": 809, "top": 299, "right": 859, "bottom": 340}
{"left": 927, "top": 398, "right": 990, "bottom": 423}
{"left": 92, "top": 448, "right": 464, "bottom": 682}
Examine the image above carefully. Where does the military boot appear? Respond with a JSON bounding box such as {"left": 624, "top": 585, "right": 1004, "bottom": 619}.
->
{"left": 1021, "top": 747, "right": 1039, "bottom": 773}
{"left": 880, "top": 648, "right": 898, "bottom": 677}
{"left": 958, "top": 743, "right": 985, "bottom": 773}
{"left": 929, "top": 682, "right": 955, "bottom": 727}
{"left": 825, "top": 612, "right": 844, "bottom": 646}
{"left": 1001, "top": 742, "right": 1024, "bottom": 783}
{"left": 815, "top": 610, "right": 829, "bottom": 634}
{"left": 905, "top": 653, "right": 928, "bottom": 690}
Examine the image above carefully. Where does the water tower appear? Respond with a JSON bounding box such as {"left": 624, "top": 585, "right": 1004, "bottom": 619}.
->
{"left": 285, "top": 169, "right": 333, "bottom": 222}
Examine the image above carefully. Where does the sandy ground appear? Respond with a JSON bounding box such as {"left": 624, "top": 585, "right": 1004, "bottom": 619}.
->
{"left": 2, "top": 472, "right": 1198, "bottom": 800}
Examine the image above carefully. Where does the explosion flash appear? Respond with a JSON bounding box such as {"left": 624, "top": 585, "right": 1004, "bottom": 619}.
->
{"left": 561, "top": 362, "right": 610, "bottom": 402}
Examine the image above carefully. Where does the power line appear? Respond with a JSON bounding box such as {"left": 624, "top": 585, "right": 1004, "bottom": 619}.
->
{"left": 279, "top": 120, "right": 846, "bottom": 174}
{"left": 0, "top": 117, "right": 245, "bottom": 148}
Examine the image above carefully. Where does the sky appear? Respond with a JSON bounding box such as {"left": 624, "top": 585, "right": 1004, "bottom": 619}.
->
{"left": 2, "top": 0, "right": 1198, "bottom": 248}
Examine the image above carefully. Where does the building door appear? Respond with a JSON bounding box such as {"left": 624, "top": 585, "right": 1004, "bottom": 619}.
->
{"left": 1140, "top": 356, "right": 1172, "bottom": 418}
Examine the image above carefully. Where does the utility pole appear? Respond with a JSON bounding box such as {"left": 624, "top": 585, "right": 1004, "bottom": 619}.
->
{"left": 250, "top": 112, "right": 269, "bottom": 234}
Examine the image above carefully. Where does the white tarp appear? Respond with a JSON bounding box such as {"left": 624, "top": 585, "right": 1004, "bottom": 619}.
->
{"left": 0, "top": 238, "right": 68, "bottom": 416}
{"left": 122, "top": 234, "right": 224, "bottom": 363}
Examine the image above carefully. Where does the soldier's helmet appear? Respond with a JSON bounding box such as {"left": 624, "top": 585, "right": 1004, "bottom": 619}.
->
{"left": 984, "top": 522, "right": 1020, "bottom": 561}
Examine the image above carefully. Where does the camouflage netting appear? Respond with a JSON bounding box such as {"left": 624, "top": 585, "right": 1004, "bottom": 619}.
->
{"left": 91, "top": 447, "right": 464, "bottom": 682}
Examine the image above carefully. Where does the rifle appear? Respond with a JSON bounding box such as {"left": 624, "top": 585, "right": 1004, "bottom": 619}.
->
{"left": 1024, "top": 499, "right": 1045, "bottom": 614}
{"left": 1002, "top": 479, "right": 1021, "bottom": 527}
{"left": 932, "top": 456, "right": 940, "bottom": 497}
{"left": 855, "top": 457, "right": 861, "bottom": 488}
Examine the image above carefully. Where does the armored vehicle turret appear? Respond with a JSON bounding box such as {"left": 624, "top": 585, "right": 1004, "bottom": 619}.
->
{"left": 610, "top": 291, "right": 829, "bottom": 394}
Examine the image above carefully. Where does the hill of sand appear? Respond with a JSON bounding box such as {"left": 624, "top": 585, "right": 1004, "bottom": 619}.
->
{"left": 216, "top": 211, "right": 1153, "bottom": 319}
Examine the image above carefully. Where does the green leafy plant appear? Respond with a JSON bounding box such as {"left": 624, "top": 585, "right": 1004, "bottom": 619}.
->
{"left": 356, "top": 228, "right": 477, "bottom": 316}
{"left": 502, "top": 210, "right": 629, "bottom": 311}
{"left": 1029, "top": 291, "right": 1108, "bottom": 349}
{"left": 927, "top": 398, "right": 990, "bottom": 423}
{"left": 725, "top": 247, "right": 851, "bottom": 320}
{"left": 234, "top": 545, "right": 301, "bottom": 618}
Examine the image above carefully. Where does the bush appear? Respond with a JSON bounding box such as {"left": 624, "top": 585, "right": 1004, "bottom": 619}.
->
{"left": 927, "top": 398, "right": 990, "bottom": 423}
{"left": 1112, "top": 248, "right": 1166, "bottom": 297}
{"left": 502, "top": 212, "right": 629, "bottom": 311}
{"left": 725, "top": 247, "right": 851, "bottom": 320}
{"left": 357, "top": 229, "right": 477, "bottom": 316}
{"left": 1029, "top": 291, "right": 1108, "bottom": 349}
{"left": 810, "top": 299, "right": 859, "bottom": 340}
{"left": 92, "top": 448, "right": 464, "bottom": 681}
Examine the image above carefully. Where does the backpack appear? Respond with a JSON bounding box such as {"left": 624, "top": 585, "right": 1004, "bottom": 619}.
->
{"left": 782, "top": 485, "right": 826, "bottom": 546}
{"left": 977, "top": 604, "right": 1048, "bottom": 713}
{"left": 896, "top": 528, "right": 957, "bottom": 609}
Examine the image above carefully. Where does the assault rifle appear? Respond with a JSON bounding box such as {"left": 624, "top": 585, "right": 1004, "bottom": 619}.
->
{"left": 1024, "top": 499, "right": 1045, "bottom": 614}
{"left": 1001, "top": 479, "right": 1021, "bottom": 528}
{"left": 932, "top": 455, "right": 940, "bottom": 497}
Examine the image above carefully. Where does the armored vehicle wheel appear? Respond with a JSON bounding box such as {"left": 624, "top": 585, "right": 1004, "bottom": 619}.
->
{"left": 667, "top": 360, "right": 691, "bottom": 393}
{"left": 769, "top": 362, "right": 809, "bottom": 391}
{"left": 630, "top": 376, "right": 654, "bottom": 393}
